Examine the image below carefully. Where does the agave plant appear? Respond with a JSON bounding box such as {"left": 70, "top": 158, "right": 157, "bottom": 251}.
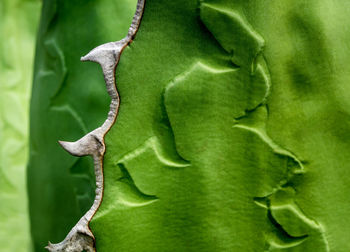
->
{"left": 1, "top": 0, "right": 350, "bottom": 251}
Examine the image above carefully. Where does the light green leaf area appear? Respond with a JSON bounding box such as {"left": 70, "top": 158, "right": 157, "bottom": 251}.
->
{"left": 92, "top": 0, "right": 350, "bottom": 251}
{"left": 0, "top": 0, "right": 41, "bottom": 251}
{"left": 28, "top": 0, "right": 137, "bottom": 251}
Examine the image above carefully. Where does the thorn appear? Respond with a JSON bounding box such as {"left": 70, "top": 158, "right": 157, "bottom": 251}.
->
{"left": 80, "top": 55, "right": 89, "bottom": 62}
{"left": 58, "top": 140, "right": 82, "bottom": 156}
{"left": 58, "top": 132, "right": 104, "bottom": 157}
{"left": 80, "top": 41, "right": 124, "bottom": 66}
{"left": 80, "top": 46, "right": 102, "bottom": 63}
{"left": 45, "top": 241, "right": 52, "bottom": 250}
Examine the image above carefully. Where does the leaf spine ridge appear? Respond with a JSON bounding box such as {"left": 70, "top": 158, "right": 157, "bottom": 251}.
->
{"left": 45, "top": 1, "right": 146, "bottom": 251}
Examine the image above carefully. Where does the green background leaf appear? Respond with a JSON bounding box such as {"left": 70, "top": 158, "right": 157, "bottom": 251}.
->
{"left": 0, "top": 0, "right": 41, "bottom": 251}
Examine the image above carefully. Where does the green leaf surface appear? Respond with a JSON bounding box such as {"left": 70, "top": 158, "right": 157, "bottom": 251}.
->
{"left": 0, "top": 0, "right": 41, "bottom": 251}
{"left": 89, "top": 0, "right": 350, "bottom": 251}
{"left": 28, "top": 0, "right": 136, "bottom": 251}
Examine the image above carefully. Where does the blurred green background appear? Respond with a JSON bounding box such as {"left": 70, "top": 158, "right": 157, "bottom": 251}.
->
{"left": 0, "top": 0, "right": 41, "bottom": 251}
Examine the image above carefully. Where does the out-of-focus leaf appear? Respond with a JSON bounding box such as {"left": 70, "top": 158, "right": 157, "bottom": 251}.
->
{"left": 28, "top": 0, "right": 137, "bottom": 251}
{"left": 0, "top": 0, "right": 41, "bottom": 251}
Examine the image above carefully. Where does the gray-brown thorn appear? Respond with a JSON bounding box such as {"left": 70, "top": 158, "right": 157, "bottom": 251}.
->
{"left": 45, "top": 0, "right": 145, "bottom": 251}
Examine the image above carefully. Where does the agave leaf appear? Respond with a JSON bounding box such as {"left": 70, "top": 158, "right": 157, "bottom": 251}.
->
{"left": 89, "top": 0, "right": 350, "bottom": 251}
